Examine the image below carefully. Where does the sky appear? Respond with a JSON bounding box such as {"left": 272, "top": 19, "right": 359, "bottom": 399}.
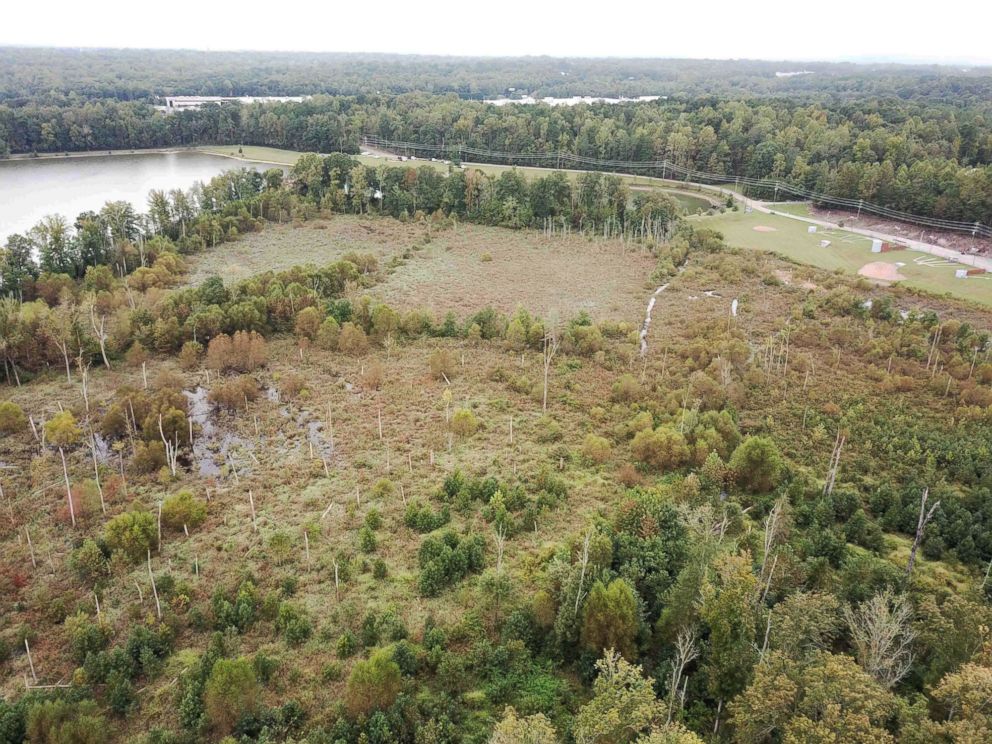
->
{"left": 2, "top": 0, "right": 990, "bottom": 65}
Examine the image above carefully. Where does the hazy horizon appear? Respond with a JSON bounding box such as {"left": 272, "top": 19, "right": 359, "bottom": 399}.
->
{"left": 2, "top": 44, "right": 991, "bottom": 68}
{"left": 3, "top": 0, "right": 990, "bottom": 65}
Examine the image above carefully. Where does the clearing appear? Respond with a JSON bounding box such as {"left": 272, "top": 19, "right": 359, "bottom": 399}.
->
{"left": 186, "top": 216, "right": 658, "bottom": 322}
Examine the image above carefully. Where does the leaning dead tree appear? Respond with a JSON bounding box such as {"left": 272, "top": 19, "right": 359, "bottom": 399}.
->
{"left": 89, "top": 303, "right": 111, "bottom": 369}
{"left": 906, "top": 487, "right": 940, "bottom": 578}
{"left": 823, "top": 430, "right": 846, "bottom": 496}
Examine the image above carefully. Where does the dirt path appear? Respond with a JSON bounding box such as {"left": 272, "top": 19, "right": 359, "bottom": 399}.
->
{"left": 639, "top": 283, "right": 669, "bottom": 356}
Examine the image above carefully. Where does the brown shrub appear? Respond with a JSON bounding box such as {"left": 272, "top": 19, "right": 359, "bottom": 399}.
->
{"left": 360, "top": 361, "right": 385, "bottom": 391}
{"left": 209, "top": 376, "right": 260, "bottom": 410}
{"left": 338, "top": 323, "right": 369, "bottom": 355}
{"left": 207, "top": 331, "right": 268, "bottom": 372}
{"left": 428, "top": 349, "right": 455, "bottom": 380}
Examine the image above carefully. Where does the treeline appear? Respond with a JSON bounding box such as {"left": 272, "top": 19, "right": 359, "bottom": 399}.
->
{"left": 1, "top": 156, "right": 682, "bottom": 298}
{"left": 3, "top": 93, "right": 992, "bottom": 224}
{"left": 4, "top": 47, "right": 992, "bottom": 104}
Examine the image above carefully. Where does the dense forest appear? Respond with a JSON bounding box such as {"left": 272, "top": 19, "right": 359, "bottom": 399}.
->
{"left": 3, "top": 48, "right": 992, "bottom": 104}
{"left": 3, "top": 93, "right": 992, "bottom": 226}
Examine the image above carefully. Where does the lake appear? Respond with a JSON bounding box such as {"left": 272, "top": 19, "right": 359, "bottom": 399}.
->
{"left": 0, "top": 151, "right": 281, "bottom": 242}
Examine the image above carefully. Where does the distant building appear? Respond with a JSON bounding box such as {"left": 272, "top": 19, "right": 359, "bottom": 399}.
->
{"left": 155, "top": 95, "right": 310, "bottom": 113}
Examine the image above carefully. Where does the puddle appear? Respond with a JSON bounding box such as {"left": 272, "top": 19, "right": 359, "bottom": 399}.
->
{"left": 183, "top": 387, "right": 254, "bottom": 478}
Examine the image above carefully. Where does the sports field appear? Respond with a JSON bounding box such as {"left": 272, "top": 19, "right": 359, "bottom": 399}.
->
{"left": 695, "top": 209, "right": 992, "bottom": 306}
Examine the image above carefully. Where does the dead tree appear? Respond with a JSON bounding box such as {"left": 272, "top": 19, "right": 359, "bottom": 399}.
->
{"left": 573, "top": 529, "right": 592, "bottom": 617}
{"left": 906, "top": 487, "right": 940, "bottom": 578}
{"left": 541, "top": 324, "right": 561, "bottom": 414}
{"left": 90, "top": 304, "right": 111, "bottom": 369}
{"left": 147, "top": 549, "right": 162, "bottom": 619}
{"left": 59, "top": 447, "right": 75, "bottom": 527}
{"left": 666, "top": 626, "right": 699, "bottom": 724}
{"left": 844, "top": 590, "right": 916, "bottom": 688}
{"left": 823, "top": 431, "right": 846, "bottom": 496}
{"left": 89, "top": 432, "right": 106, "bottom": 514}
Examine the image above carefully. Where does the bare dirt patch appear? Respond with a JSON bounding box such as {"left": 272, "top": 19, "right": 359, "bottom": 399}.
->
{"left": 753, "top": 225, "right": 777, "bottom": 232}
{"left": 858, "top": 261, "right": 907, "bottom": 282}
{"left": 810, "top": 205, "right": 992, "bottom": 258}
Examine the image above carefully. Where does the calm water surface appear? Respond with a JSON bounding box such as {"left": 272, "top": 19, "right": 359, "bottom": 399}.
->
{"left": 0, "top": 151, "right": 279, "bottom": 241}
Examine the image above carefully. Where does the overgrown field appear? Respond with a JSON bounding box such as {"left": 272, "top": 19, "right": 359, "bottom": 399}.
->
{"left": 187, "top": 217, "right": 658, "bottom": 322}
{"left": 2, "top": 213, "right": 992, "bottom": 743}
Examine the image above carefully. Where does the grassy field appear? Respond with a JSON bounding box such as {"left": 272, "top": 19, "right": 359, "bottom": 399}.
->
{"left": 694, "top": 209, "right": 992, "bottom": 306}
{"left": 187, "top": 216, "right": 658, "bottom": 322}
{"left": 768, "top": 201, "right": 812, "bottom": 218}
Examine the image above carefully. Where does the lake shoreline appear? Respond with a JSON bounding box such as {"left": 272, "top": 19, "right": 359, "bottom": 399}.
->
{"left": 0, "top": 146, "right": 294, "bottom": 169}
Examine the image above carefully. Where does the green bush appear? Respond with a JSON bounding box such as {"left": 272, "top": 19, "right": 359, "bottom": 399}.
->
{"left": 276, "top": 602, "right": 312, "bottom": 646}
{"left": 358, "top": 525, "right": 377, "bottom": 553}
{"left": 404, "top": 501, "right": 451, "bottom": 533}
{"left": 0, "top": 400, "right": 26, "bottom": 434}
{"left": 729, "top": 436, "right": 784, "bottom": 493}
{"left": 450, "top": 408, "right": 479, "bottom": 437}
{"left": 631, "top": 426, "right": 689, "bottom": 470}
{"left": 161, "top": 490, "right": 207, "bottom": 531}
{"left": 104, "top": 510, "right": 157, "bottom": 562}
{"left": 203, "top": 657, "right": 259, "bottom": 734}
{"left": 345, "top": 647, "right": 402, "bottom": 717}
{"left": 417, "top": 531, "right": 486, "bottom": 596}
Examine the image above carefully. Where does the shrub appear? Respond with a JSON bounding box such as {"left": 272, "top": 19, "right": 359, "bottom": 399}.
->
{"left": 208, "top": 376, "right": 259, "bottom": 411}
{"left": 581, "top": 434, "right": 612, "bottom": 464}
{"left": 450, "top": 408, "right": 479, "bottom": 437}
{"left": 336, "top": 631, "right": 358, "bottom": 658}
{"left": 65, "top": 612, "right": 110, "bottom": 663}
{"left": 428, "top": 349, "right": 456, "bottom": 380}
{"left": 360, "top": 361, "right": 385, "bottom": 391}
{"left": 294, "top": 306, "right": 322, "bottom": 340}
{"left": 345, "top": 648, "right": 402, "bottom": 717}
{"left": 206, "top": 331, "right": 267, "bottom": 372}
{"left": 315, "top": 317, "right": 341, "bottom": 350}
{"left": 0, "top": 401, "right": 27, "bottom": 434}
{"left": 26, "top": 699, "right": 108, "bottom": 744}
{"left": 70, "top": 539, "right": 108, "bottom": 586}
{"left": 417, "top": 531, "right": 486, "bottom": 596}
{"left": 203, "top": 657, "right": 259, "bottom": 734}
{"left": 580, "top": 579, "right": 639, "bottom": 660}
{"left": 161, "top": 490, "right": 207, "bottom": 531}
{"left": 338, "top": 322, "right": 369, "bottom": 355}
{"left": 631, "top": 426, "right": 689, "bottom": 470}
{"left": 178, "top": 341, "right": 203, "bottom": 371}
{"left": 276, "top": 603, "right": 312, "bottom": 645}
{"left": 729, "top": 436, "right": 784, "bottom": 493}
{"left": 373, "top": 559, "right": 388, "bottom": 579}
{"left": 404, "top": 501, "right": 451, "bottom": 533}
{"left": 132, "top": 440, "right": 166, "bottom": 473}
{"left": 104, "top": 510, "right": 157, "bottom": 562}
{"left": 359, "top": 525, "right": 377, "bottom": 553}
{"left": 44, "top": 410, "right": 82, "bottom": 448}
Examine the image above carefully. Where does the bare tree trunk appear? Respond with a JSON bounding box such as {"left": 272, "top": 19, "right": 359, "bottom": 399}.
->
{"left": 906, "top": 487, "right": 940, "bottom": 578}
{"left": 60, "top": 447, "right": 75, "bottom": 527}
